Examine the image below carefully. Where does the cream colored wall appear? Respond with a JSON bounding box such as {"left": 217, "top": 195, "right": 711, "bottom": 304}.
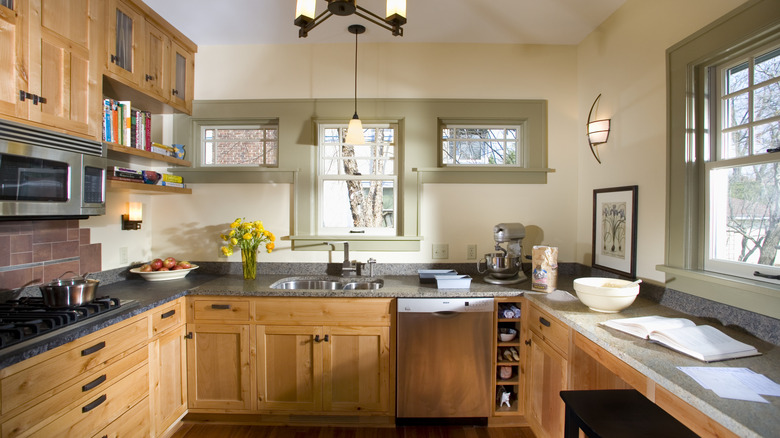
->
{"left": 576, "top": 0, "right": 747, "bottom": 283}
{"left": 141, "top": 43, "right": 580, "bottom": 266}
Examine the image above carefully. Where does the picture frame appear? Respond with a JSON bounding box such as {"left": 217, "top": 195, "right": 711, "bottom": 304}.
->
{"left": 592, "top": 185, "right": 638, "bottom": 278}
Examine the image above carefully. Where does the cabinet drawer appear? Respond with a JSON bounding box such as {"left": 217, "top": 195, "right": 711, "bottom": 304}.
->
{"left": 90, "top": 395, "right": 150, "bottom": 438}
{"left": 1, "top": 317, "right": 148, "bottom": 415}
{"left": 190, "top": 298, "right": 251, "bottom": 322}
{"left": 1, "top": 347, "right": 147, "bottom": 437}
{"left": 29, "top": 361, "right": 149, "bottom": 438}
{"left": 152, "top": 299, "right": 184, "bottom": 336}
{"left": 255, "top": 298, "right": 392, "bottom": 326}
{"left": 528, "top": 304, "right": 569, "bottom": 356}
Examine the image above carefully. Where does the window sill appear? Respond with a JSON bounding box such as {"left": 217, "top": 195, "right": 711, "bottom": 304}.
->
{"left": 173, "top": 168, "right": 296, "bottom": 184}
{"left": 656, "top": 264, "right": 780, "bottom": 319}
{"left": 290, "top": 235, "right": 422, "bottom": 252}
{"left": 413, "top": 167, "right": 555, "bottom": 184}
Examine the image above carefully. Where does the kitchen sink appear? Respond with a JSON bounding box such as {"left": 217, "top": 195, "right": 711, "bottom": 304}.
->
{"left": 271, "top": 278, "right": 384, "bottom": 290}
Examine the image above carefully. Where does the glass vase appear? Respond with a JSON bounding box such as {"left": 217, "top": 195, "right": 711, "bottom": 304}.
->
{"left": 241, "top": 246, "right": 258, "bottom": 280}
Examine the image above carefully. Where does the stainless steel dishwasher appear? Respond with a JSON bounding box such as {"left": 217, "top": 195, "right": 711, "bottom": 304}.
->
{"left": 396, "top": 297, "right": 494, "bottom": 423}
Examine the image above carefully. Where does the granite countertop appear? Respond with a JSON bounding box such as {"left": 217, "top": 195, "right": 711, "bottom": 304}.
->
{"left": 0, "top": 272, "right": 777, "bottom": 437}
{"left": 523, "top": 280, "right": 779, "bottom": 438}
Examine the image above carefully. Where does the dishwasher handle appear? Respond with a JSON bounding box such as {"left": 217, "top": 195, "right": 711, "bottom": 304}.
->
{"left": 432, "top": 311, "right": 459, "bottom": 318}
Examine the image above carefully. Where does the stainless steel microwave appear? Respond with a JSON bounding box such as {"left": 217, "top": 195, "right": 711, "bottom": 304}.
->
{"left": 0, "top": 119, "right": 106, "bottom": 219}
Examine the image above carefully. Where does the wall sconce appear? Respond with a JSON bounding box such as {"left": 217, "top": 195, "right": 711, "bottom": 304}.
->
{"left": 587, "top": 94, "right": 611, "bottom": 164}
{"left": 122, "top": 202, "right": 143, "bottom": 230}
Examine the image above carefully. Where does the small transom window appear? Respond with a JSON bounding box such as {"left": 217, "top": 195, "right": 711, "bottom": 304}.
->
{"left": 440, "top": 123, "right": 523, "bottom": 166}
{"left": 201, "top": 125, "right": 278, "bottom": 167}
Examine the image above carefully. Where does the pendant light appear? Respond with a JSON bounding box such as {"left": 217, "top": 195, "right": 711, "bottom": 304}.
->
{"left": 344, "top": 24, "right": 365, "bottom": 145}
{"left": 295, "top": 0, "right": 406, "bottom": 38}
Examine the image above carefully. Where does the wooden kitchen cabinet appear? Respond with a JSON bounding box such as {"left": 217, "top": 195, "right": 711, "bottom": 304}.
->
{"left": 149, "top": 298, "right": 187, "bottom": 437}
{"left": 256, "top": 324, "right": 390, "bottom": 414}
{"left": 492, "top": 298, "right": 524, "bottom": 421}
{"left": 0, "top": 0, "right": 99, "bottom": 138}
{"left": 140, "top": 19, "right": 168, "bottom": 100}
{"left": 525, "top": 302, "right": 570, "bottom": 438}
{"left": 167, "top": 39, "right": 193, "bottom": 113}
{"left": 0, "top": 314, "right": 150, "bottom": 438}
{"left": 105, "top": 0, "right": 143, "bottom": 85}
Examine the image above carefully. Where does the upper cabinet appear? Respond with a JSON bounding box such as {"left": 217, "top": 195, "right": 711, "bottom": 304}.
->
{"left": 0, "top": 0, "right": 99, "bottom": 138}
{"left": 104, "top": 0, "right": 196, "bottom": 115}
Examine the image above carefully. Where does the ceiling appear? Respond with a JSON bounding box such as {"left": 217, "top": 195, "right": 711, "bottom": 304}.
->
{"left": 143, "top": 0, "right": 627, "bottom": 46}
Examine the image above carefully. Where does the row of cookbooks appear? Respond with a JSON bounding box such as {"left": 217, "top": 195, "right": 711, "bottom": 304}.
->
{"left": 107, "top": 166, "right": 186, "bottom": 188}
{"left": 102, "top": 98, "right": 152, "bottom": 151}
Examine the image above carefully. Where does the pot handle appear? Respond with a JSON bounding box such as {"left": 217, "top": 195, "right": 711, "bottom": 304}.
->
{"left": 54, "top": 270, "right": 83, "bottom": 281}
{"left": 477, "top": 257, "right": 488, "bottom": 274}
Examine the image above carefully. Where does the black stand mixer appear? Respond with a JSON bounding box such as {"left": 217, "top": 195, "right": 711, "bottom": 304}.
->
{"left": 477, "top": 223, "right": 528, "bottom": 285}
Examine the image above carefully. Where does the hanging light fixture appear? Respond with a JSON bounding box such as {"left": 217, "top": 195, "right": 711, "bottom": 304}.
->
{"left": 295, "top": 0, "right": 406, "bottom": 38}
{"left": 344, "top": 24, "right": 365, "bottom": 145}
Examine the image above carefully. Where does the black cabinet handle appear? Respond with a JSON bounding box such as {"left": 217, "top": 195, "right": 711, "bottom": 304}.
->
{"left": 161, "top": 309, "right": 176, "bottom": 319}
{"left": 525, "top": 339, "right": 532, "bottom": 346}
{"left": 184, "top": 332, "right": 193, "bottom": 339}
{"left": 172, "top": 88, "right": 179, "bottom": 96}
{"left": 82, "top": 394, "right": 106, "bottom": 413}
{"left": 211, "top": 304, "right": 231, "bottom": 310}
{"left": 81, "top": 341, "right": 106, "bottom": 356}
{"left": 754, "top": 271, "right": 780, "bottom": 280}
{"left": 539, "top": 317, "right": 551, "bottom": 327}
{"left": 82, "top": 374, "right": 107, "bottom": 392}
{"left": 145, "top": 73, "right": 154, "bottom": 81}
{"left": 323, "top": 334, "right": 329, "bottom": 342}
{"left": 110, "top": 54, "right": 119, "bottom": 64}
{"left": 314, "top": 335, "right": 320, "bottom": 342}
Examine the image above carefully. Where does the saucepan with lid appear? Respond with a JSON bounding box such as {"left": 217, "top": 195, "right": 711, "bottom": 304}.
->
{"left": 39, "top": 271, "right": 99, "bottom": 307}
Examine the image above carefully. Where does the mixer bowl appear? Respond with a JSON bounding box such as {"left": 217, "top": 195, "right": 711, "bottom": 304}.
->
{"left": 478, "top": 253, "right": 521, "bottom": 278}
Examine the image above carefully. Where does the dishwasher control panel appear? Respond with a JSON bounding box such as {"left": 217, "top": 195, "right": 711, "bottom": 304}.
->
{"left": 397, "top": 297, "right": 494, "bottom": 313}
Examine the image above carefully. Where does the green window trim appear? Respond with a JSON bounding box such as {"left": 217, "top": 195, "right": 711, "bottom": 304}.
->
{"left": 665, "top": 0, "right": 780, "bottom": 319}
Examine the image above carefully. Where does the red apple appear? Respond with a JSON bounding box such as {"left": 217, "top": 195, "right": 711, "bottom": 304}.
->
{"left": 163, "top": 257, "right": 177, "bottom": 269}
{"left": 177, "top": 260, "right": 192, "bottom": 269}
{"left": 158, "top": 267, "right": 170, "bottom": 271}
{"left": 150, "top": 258, "right": 163, "bottom": 270}
{"left": 171, "top": 265, "right": 183, "bottom": 270}
{"left": 139, "top": 264, "right": 153, "bottom": 272}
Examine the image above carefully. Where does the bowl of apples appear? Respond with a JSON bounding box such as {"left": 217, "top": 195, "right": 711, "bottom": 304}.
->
{"left": 130, "top": 257, "right": 198, "bottom": 281}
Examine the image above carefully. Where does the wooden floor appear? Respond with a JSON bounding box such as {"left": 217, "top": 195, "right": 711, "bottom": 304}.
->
{"left": 170, "top": 424, "right": 536, "bottom": 438}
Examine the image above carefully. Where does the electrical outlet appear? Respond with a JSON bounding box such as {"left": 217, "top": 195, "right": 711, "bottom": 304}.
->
{"left": 118, "top": 247, "right": 128, "bottom": 265}
{"left": 432, "top": 243, "right": 449, "bottom": 259}
{"left": 466, "top": 244, "right": 477, "bottom": 260}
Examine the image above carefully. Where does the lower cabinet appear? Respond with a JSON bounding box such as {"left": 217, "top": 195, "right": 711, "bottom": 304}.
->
{"left": 149, "top": 298, "right": 188, "bottom": 436}
{"left": 256, "top": 324, "right": 390, "bottom": 413}
{"left": 186, "top": 323, "right": 252, "bottom": 411}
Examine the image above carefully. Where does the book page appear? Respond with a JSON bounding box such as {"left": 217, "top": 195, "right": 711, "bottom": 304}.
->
{"left": 601, "top": 316, "right": 695, "bottom": 339}
{"left": 650, "top": 325, "right": 758, "bottom": 362}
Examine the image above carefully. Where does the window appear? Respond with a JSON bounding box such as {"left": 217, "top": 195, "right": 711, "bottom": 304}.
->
{"left": 705, "top": 44, "right": 780, "bottom": 284}
{"left": 201, "top": 125, "right": 278, "bottom": 167}
{"left": 318, "top": 123, "right": 397, "bottom": 236}
{"left": 664, "top": 0, "right": 780, "bottom": 319}
{"left": 440, "top": 124, "right": 522, "bottom": 166}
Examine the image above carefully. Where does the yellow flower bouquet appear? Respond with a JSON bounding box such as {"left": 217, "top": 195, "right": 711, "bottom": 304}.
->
{"left": 220, "top": 218, "right": 275, "bottom": 279}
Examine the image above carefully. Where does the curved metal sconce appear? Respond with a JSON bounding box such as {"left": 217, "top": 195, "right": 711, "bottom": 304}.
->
{"left": 587, "top": 94, "right": 611, "bottom": 164}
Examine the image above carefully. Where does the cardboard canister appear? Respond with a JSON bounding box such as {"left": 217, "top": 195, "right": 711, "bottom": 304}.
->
{"left": 531, "top": 246, "right": 558, "bottom": 292}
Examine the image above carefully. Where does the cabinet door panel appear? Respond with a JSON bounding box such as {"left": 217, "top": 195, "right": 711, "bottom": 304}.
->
{"left": 153, "top": 325, "right": 187, "bottom": 434}
{"left": 256, "top": 325, "right": 322, "bottom": 412}
{"left": 0, "top": 2, "right": 27, "bottom": 120}
{"left": 527, "top": 332, "right": 567, "bottom": 438}
{"left": 323, "top": 326, "right": 389, "bottom": 413}
{"left": 106, "top": 0, "right": 141, "bottom": 84}
{"left": 187, "top": 324, "right": 251, "bottom": 411}
{"left": 142, "top": 20, "right": 167, "bottom": 99}
{"left": 168, "top": 39, "right": 192, "bottom": 113}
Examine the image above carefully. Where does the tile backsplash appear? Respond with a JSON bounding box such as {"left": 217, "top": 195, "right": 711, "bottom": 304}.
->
{"left": 0, "top": 220, "right": 101, "bottom": 291}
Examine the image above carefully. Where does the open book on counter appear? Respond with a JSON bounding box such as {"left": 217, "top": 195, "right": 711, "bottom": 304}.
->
{"left": 600, "top": 316, "right": 760, "bottom": 362}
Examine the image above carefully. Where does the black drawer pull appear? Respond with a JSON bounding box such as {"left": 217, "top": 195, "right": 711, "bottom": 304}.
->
{"left": 82, "top": 394, "right": 106, "bottom": 413}
{"left": 81, "top": 341, "right": 106, "bottom": 356}
{"left": 82, "top": 374, "right": 107, "bottom": 392}
{"left": 539, "top": 317, "right": 551, "bottom": 327}
{"left": 161, "top": 309, "right": 176, "bottom": 319}
{"left": 211, "top": 304, "right": 231, "bottom": 310}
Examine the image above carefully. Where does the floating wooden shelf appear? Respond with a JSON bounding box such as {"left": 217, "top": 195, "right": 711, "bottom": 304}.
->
{"left": 106, "top": 143, "right": 191, "bottom": 167}
{"left": 107, "top": 179, "right": 191, "bottom": 194}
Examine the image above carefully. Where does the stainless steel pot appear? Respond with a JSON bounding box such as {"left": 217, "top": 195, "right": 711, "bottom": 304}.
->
{"left": 477, "top": 253, "right": 521, "bottom": 278}
{"left": 39, "top": 272, "right": 99, "bottom": 307}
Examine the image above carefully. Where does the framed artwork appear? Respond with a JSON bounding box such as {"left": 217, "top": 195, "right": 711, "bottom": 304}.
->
{"left": 592, "top": 185, "right": 638, "bottom": 278}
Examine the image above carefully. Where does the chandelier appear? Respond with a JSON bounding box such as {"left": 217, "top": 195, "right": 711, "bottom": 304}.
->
{"left": 295, "top": 0, "right": 407, "bottom": 38}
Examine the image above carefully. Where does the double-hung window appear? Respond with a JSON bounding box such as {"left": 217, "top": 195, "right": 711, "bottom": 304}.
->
{"left": 317, "top": 123, "right": 397, "bottom": 236}
{"left": 705, "top": 44, "right": 780, "bottom": 284}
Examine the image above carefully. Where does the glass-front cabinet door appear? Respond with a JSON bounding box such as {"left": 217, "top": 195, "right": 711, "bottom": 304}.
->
{"left": 106, "top": 0, "right": 142, "bottom": 85}
{"left": 169, "top": 39, "right": 193, "bottom": 113}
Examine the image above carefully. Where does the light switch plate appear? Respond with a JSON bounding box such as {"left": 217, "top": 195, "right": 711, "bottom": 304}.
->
{"left": 432, "top": 243, "right": 449, "bottom": 259}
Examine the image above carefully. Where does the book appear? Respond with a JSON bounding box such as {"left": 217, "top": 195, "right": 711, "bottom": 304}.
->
{"left": 107, "top": 175, "right": 145, "bottom": 184}
{"left": 161, "top": 173, "right": 183, "bottom": 183}
{"left": 601, "top": 316, "right": 760, "bottom": 362}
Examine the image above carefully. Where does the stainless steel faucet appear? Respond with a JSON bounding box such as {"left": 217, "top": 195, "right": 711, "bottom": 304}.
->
{"left": 325, "top": 241, "right": 357, "bottom": 277}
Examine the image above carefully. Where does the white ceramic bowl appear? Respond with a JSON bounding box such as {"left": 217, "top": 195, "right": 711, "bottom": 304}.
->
{"left": 130, "top": 265, "right": 198, "bottom": 281}
{"left": 573, "top": 277, "right": 640, "bottom": 313}
{"left": 498, "top": 328, "right": 517, "bottom": 342}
